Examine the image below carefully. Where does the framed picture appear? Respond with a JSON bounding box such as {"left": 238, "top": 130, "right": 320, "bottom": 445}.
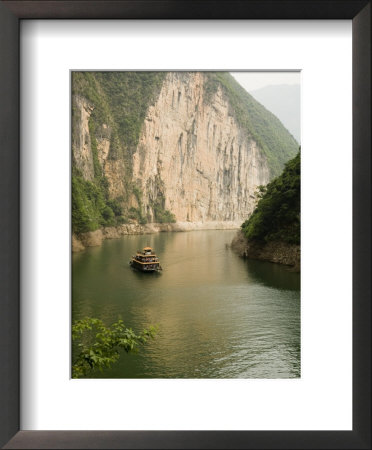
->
{"left": 0, "top": 1, "right": 370, "bottom": 449}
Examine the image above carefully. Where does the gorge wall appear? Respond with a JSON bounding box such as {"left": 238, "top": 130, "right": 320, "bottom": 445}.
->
{"left": 132, "top": 72, "right": 269, "bottom": 224}
{"left": 71, "top": 72, "right": 298, "bottom": 250}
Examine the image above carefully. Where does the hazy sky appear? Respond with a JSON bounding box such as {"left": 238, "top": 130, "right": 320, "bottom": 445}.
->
{"left": 231, "top": 72, "right": 300, "bottom": 92}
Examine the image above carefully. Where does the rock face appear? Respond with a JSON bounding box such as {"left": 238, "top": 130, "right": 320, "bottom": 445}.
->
{"left": 72, "top": 221, "right": 240, "bottom": 252}
{"left": 132, "top": 72, "right": 270, "bottom": 224}
{"left": 72, "top": 96, "right": 95, "bottom": 181}
{"left": 72, "top": 95, "right": 128, "bottom": 201}
{"left": 231, "top": 231, "right": 300, "bottom": 271}
{"left": 72, "top": 72, "right": 270, "bottom": 226}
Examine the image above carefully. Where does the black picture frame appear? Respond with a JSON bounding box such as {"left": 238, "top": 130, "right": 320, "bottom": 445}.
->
{"left": 0, "top": 1, "right": 370, "bottom": 449}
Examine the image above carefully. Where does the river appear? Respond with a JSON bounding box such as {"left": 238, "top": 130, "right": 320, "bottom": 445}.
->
{"left": 72, "top": 229, "right": 300, "bottom": 378}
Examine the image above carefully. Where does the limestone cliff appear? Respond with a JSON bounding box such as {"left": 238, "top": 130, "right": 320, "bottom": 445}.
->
{"left": 132, "top": 72, "right": 269, "bottom": 225}
{"left": 71, "top": 71, "right": 298, "bottom": 244}
{"left": 72, "top": 96, "right": 94, "bottom": 181}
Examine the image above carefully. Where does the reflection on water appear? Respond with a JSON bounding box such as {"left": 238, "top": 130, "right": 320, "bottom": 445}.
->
{"left": 72, "top": 230, "right": 300, "bottom": 378}
{"left": 245, "top": 259, "right": 300, "bottom": 291}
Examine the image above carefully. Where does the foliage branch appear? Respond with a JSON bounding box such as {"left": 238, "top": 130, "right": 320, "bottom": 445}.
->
{"left": 72, "top": 317, "right": 157, "bottom": 378}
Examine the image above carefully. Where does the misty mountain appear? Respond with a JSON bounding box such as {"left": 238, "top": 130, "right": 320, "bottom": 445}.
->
{"left": 250, "top": 84, "right": 301, "bottom": 143}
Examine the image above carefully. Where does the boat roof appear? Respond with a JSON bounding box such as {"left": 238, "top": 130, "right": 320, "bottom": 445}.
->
{"left": 143, "top": 247, "right": 152, "bottom": 250}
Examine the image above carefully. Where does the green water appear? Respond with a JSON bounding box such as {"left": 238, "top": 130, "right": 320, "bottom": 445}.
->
{"left": 72, "top": 230, "right": 300, "bottom": 378}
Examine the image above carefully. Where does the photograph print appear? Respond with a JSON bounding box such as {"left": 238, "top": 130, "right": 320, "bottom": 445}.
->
{"left": 71, "top": 71, "right": 301, "bottom": 379}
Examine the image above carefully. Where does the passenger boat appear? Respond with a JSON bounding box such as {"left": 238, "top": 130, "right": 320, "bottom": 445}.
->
{"left": 129, "top": 247, "right": 163, "bottom": 272}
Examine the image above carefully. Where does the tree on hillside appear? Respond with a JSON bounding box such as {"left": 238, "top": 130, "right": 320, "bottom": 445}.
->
{"left": 242, "top": 151, "right": 300, "bottom": 245}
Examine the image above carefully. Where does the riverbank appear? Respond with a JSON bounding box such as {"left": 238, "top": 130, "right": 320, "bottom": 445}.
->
{"left": 231, "top": 231, "right": 300, "bottom": 272}
{"left": 72, "top": 221, "right": 241, "bottom": 252}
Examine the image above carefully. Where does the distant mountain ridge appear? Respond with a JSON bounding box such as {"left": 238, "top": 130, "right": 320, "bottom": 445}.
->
{"left": 250, "top": 84, "right": 301, "bottom": 143}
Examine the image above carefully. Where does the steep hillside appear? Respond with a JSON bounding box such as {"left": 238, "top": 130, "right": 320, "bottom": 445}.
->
{"left": 71, "top": 71, "right": 298, "bottom": 238}
{"left": 232, "top": 152, "right": 300, "bottom": 270}
{"left": 204, "top": 73, "right": 299, "bottom": 176}
{"left": 241, "top": 151, "right": 300, "bottom": 244}
{"left": 250, "top": 84, "right": 301, "bottom": 143}
{"left": 72, "top": 72, "right": 166, "bottom": 232}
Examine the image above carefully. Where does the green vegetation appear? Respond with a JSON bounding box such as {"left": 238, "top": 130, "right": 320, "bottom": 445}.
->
{"left": 71, "top": 72, "right": 174, "bottom": 233}
{"left": 242, "top": 151, "right": 300, "bottom": 245}
{"left": 72, "top": 175, "right": 115, "bottom": 233}
{"left": 128, "top": 207, "right": 147, "bottom": 225}
{"left": 152, "top": 203, "right": 176, "bottom": 223}
{"left": 128, "top": 185, "right": 147, "bottom": 224}
{"left": 72, "top": 71, "right": 166, "bottom": 162}
{"left": 93, "top": 72, "right": 166, "bottom": 156}
{"left": 147, "top": 175, "right": 176, "bottom": 223}
{"left": 204, "top": 72, "right": 299, "bottom": 177}
{"left": 72, "top": 317, "right": 157, "bottom": 378}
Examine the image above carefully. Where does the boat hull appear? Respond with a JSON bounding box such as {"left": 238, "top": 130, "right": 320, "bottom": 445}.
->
{"left": 130, "top": 260, "right": 162, "bottom": 272}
